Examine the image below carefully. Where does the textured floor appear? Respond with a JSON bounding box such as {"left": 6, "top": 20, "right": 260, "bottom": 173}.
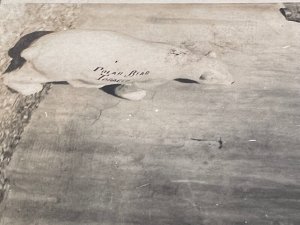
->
{"left": 1, "top": 4, "right": 300, "bottom": 225}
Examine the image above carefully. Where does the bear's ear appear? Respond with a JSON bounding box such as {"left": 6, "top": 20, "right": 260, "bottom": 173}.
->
{"left": 206, "top": 51, "right": 217, "bottom": 58}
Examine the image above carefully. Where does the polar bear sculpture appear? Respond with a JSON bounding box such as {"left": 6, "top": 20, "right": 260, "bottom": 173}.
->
{"left": 3, "top": 29, "right": 234, "bottom": 100}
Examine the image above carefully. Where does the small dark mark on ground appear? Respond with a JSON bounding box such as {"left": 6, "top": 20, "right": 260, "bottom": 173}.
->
{"left": 218, "top": 137, "right": 223, "bottom": 149}
{"left": 190, "top": 137, "right": 223, "bottom": 149}
{"left": 169, "top": 48, "right": 187, "bottom": 56}
{"left": 190, "top": 138, "right": 206, "bottom": 141}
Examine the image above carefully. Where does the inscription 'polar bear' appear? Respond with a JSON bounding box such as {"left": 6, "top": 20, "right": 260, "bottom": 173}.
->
{"left": 2, "top": 29, "right": 234, "bottom": 100}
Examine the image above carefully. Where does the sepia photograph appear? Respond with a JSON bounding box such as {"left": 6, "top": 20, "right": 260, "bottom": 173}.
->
{"left": 0, "top": 1, "right": 299, "bottom": 224}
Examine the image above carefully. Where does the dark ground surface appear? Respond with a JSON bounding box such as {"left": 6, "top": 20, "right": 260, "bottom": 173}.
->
{"left": 0, "top": 4, "right": 300, "bottom": 225}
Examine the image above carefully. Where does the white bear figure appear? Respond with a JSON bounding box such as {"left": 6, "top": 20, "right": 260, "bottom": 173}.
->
{"left": 3, "top": 29, "right": 234, "bottom": 100}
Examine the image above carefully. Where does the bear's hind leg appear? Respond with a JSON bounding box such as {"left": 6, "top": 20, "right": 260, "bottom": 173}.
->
{"left": 3, "top": 62, "right": 47, "bottom": 95}
{"left": 5, "top": 82, "right": 43, "bottom": 95}
{"left": 114, "top": 83, "right": 147, "bottom": 101}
